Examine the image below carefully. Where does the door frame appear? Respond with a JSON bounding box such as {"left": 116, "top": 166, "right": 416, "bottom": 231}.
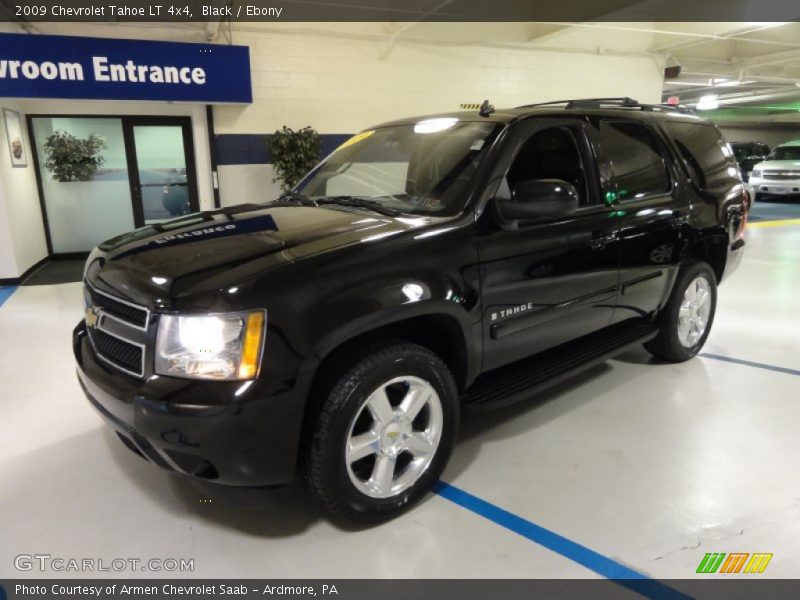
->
{"left": 476, "top": 116, "right": 621, "bottom": 370}
{"left": 122, "top": 116, "right": 200, "bottom": 227}
{"left": 26, "top": 114, "right": 200, "bottom": 257}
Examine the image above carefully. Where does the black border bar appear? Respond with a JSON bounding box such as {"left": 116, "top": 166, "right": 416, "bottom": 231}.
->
{"left": 1, "top": 0, "right": 799, "bottom": 22}
{"left": 5, "top": 579, "right": 800, "bottom": 600}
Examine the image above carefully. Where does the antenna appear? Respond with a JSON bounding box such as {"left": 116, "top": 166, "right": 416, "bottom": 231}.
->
{"left": 479, "top": 99, "right": 495, "bottom": 117}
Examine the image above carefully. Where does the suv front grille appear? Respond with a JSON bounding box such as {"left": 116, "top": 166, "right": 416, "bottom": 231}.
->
{"left": 87, "top": 328, "right": 144, "bottom": 377}
{"left": 762, "top": 170, "right": 800, "bottom": 180}
{"left": 86, "top": 284, "right": 149, "bottom": 329}
{"left": 84, "top": 282, "right": 150, "bottom": 378}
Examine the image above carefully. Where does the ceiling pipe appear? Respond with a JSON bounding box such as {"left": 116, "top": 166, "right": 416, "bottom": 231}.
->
{"left": 651, "top": 23, "right": 789, "bottom": 54}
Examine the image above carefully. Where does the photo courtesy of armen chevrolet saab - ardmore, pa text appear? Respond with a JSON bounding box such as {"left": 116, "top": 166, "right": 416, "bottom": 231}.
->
{"left": 1, "top": 1, "right": 800, "bottom": 600}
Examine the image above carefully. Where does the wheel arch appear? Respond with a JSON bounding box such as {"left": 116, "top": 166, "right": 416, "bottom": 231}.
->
{"left": 297, "top": 308, "right": 475, "bottom": 465}
{"left": 680, "top": 229, "right": 728, "bottom": 283}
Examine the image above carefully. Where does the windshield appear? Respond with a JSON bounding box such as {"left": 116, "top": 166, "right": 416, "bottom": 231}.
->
{"left": 767, "top": 146, "right": 800, "bottom": 161}
{"left": 294, "top": 119, "right": 502, "bottom": 215}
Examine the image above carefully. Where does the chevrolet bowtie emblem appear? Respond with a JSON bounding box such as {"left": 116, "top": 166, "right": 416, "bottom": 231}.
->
{"left": 85, "top": 306, "right": 99, "bottom": 328}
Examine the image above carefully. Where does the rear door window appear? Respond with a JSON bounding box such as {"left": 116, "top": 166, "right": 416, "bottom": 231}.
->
{"left": 662, "top": 119, "right": 739, "bottom": 191}
{"left": 597, "top": 120, "right": 672, "bottom": 201}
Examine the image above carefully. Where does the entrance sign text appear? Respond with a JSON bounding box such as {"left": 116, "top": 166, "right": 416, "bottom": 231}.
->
{"left": 0, "top": 33, "right": 252, "bottom": 103}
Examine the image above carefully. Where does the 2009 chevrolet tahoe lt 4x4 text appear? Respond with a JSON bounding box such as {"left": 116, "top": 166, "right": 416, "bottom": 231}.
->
{"left": 75, "top": 97, "right": 749, "bottom": 522}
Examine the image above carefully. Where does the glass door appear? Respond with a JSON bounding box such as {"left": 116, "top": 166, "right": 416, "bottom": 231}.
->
{"left": 124, "top": 118, "right": 199, "bottom": 226}
{"left": 30, "top": 117, "right": 136, "bottom": 254}
{"left": 30, "top": 115, "right": 201, "bottom": 254}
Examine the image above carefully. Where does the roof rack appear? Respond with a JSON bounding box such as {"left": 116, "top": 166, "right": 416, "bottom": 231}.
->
{"left": 516, "top": 97, "right": 694, "bottom": 114}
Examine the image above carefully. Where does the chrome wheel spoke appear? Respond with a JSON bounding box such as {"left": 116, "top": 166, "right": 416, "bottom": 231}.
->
{"left": 685, "top": 281, "right": 697, "bottom": 302}
{"left": 369, "top": 454, "right": 397, "bottom": 494}
{"left": 347, "top": 431, "right": 380, "bottom": 463}
{"left": 367, "top": 387, "right": 394, "bottom": 426}
{"left": 399, "top": 385, "right": 429, "bottom": 421}
{"left": 405, "top": 432, "right": 435, "bottom": 458}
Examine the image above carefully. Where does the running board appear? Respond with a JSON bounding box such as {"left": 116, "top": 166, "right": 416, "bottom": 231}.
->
{"left": 462, "top": 320, "right": 659, "bottom": 410}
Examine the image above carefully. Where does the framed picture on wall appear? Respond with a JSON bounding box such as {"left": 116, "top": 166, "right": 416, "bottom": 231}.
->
{"left": 3, "top": 108, "right": 27, "bottom": 168}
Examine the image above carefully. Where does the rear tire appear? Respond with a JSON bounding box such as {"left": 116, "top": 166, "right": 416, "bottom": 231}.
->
{"left": 305, "top": 342, "right": 459, "bottom": 523}
{"left": 645, "top": 261, "right": 717, "bottom": 363}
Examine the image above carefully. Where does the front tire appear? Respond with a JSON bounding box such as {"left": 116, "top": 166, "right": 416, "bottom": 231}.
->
{"left": 305, "top": 343, "right": 459, "bottom": 523}
{"left": 645, "top": 261, "right": 717, "bottom": 362}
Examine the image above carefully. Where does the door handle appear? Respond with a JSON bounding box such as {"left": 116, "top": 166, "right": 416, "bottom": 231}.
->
{"left": 668, "top": 212, "right": 688, "bottom": 229}
{"left": 587, "top": 232, "right": 618, "bottom": 251}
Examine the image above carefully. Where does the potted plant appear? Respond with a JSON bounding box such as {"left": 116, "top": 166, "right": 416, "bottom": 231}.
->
{"left": 266, "top": 126, "right": 322, "bottom": 192}
{"left": 43, "top": 130, "right": 107, "bottom": 182}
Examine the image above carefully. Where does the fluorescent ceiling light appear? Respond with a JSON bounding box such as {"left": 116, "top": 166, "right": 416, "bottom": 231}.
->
{"left": 716, "top": 80, "right": 756, "bottom": 87}
{"left": 663, "top": 81, "right": 709, "bottom": 87}
{"left": 696, "top": 95, "right": 719, "bottom": 110}
{"left": 744, "top": 22, "right": 787, "bottom": 28}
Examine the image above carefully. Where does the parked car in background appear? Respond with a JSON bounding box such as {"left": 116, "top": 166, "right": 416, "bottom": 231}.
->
{"left": 748, "top": 140, "right": 800, "bottom": 200}
{"left": 729, "top": 141, "right": 770, "bottom": 182}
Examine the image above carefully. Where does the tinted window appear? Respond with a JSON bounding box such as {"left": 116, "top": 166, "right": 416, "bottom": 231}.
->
{"left": 663, "top": 120, "right": 739, "bottom": 190}
{"left": 730, "top": 142, "right": 750, "bottom": 161}
{"left": 598, "top": 121, "right": 671, "bottom": 200}
{"left": 768, "top": 145, "right": 800, "bottom": 161}
{"left": 506, "top": 126, "right": 593, "bottom": 206}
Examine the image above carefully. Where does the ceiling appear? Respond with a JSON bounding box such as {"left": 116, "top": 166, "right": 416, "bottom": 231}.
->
{"left": 4, "top": 2, "right": 800, "bottom": 119}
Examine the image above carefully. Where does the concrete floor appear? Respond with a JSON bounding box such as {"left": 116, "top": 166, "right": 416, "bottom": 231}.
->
{"left": 1, "top": 208, "right": 798, "bottom": 581}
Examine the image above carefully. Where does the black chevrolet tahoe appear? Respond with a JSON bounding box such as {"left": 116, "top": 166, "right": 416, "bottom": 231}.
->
{"left": 74, "top": 97, "right": 749, "bottom": 522}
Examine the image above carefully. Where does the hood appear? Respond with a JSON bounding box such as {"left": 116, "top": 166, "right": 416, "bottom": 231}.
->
{"left": 85, "top": 203, "right": 439, "bottom": 305}
{"left": 753, "top": 159, "right": 800, "bottom": 172}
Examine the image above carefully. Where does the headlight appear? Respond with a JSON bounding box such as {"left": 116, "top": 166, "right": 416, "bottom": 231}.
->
{"left": 155, "top": 310, "right": 266, "bottom": 380}
{"left": 751, "top": 169, "right": 761, "bottom": 178}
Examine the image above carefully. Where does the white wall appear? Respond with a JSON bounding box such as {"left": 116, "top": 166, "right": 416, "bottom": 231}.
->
{"left": 216, "top": 22, "right": 664, "bottom": 134}
{"left": 0, "top": 99, "right": 48, "bottom": 279}
{"left": 218, "top": 163, "right": 280, "bottom": 208}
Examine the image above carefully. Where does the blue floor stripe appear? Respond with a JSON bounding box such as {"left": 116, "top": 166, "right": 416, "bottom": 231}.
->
{"left": 700, "top": 353, "right": 800, "bottom": 377}
{"left": 434, "top": 482, "right": 690, "bottom": 600}
{"left": 0, "top": 286, "right": 17, "bottom": 308}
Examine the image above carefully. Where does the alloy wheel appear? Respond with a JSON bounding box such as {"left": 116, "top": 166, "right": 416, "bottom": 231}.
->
{"left": 677, "top": 275, "right": 712, "bottom": 347}
{"left": 345, "top": 376, "right": 443, "bottom": 499}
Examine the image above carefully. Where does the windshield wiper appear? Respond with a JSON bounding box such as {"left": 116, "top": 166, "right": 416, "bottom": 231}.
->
{"left": 272, "top": 191, "right": 317, "bottom": 206}
{"left": 316, "top": 196, "right": 401, "bottom": 216}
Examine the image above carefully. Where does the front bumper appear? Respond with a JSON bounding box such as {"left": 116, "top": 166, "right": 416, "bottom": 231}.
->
{"left": 74, "top": 322, "right": 308, "bottom": 486}
{"left": 749, "top": 179, "right": 800, "bottom": 196}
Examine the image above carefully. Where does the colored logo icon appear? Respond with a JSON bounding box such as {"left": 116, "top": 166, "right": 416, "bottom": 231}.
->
{"left": 697, "top": 552, "right": 773, "bottom": 574}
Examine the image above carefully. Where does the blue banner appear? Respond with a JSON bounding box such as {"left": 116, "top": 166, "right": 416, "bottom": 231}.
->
{"left": 0, "top": 33, "right": 252, "bottom": 103}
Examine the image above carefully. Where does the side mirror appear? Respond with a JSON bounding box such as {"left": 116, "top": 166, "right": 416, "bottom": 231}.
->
{"left": 496, "top": 179, "right": 579, "bottom": 222}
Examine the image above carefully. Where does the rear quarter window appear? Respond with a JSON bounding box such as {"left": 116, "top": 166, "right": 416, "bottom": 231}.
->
{"left": 663, "top": 120, "right": 740, "bottom": 191}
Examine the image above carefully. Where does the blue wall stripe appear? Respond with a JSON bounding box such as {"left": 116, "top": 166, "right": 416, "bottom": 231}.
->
{"left": 215, "top": 133, "right": 352, "bottom": 166}
{"left": 0, "top": 286, "right": 16, "bottom": 308}
{"left": 700, "top": 353, "right": 800, "bottom": 377}
{"left": 434, "top": 482, "right": 689, "bottom": 599}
